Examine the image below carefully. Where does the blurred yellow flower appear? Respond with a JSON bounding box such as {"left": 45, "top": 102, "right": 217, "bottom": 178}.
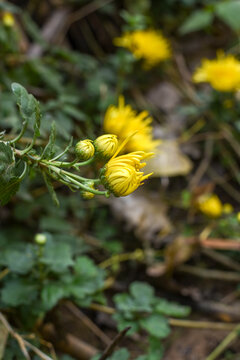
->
{"left": 104, "top": 96, "right": 159, "bottom": 153}
{"left": 237, "top": 212, "right": 240, "bottom": 222}
{"left": 222, "top": 203, "right": 233, "bottom": 214}
{"left": 193, "top": 52, "right": 240, "bottom": 92}
{"left": 114, "top": 29, "right": 171, "bottom": 67}
{"left": 81, "top": 181, "right": 96, "bottom": 200}
{"left": 102, "top": 151, "right": 153, "bottom": 197}
{"left": 197, "top": 194, "right": 223, "bottom": 218}
{"left": 2, "top": 12, "right": 14, "bottom": 27}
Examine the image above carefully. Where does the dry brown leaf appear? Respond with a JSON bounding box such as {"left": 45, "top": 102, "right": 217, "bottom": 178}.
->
{"left": 145, "top": 140, "right": 192, "bottom": 177}
{"left": 109, "top": 188, "right": 172, "bottom": 244}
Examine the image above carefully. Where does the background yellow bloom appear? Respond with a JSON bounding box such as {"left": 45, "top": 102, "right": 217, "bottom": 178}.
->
{"left": 104, "top": 96, "right": 159, "bottom": 153}
{"left": 114, "top": 29, "right": 171, "bottom": 68}
{"left": 193, "top": 53, "right": 240, "bottom": 92}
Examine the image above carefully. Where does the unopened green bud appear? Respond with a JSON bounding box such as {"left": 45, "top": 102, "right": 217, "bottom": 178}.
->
{"left": 75, "top": 139, "right": 95, "bottom": 161}
{"left": 34, "top": 233, "right": 47, "bottom": 245}
{"left": 94, "top": 134, "right": 118, "bottom": 160}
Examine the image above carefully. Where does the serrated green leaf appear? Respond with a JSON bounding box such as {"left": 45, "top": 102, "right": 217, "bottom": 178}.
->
{"left": 130, "top": 282, "right": 154, "bottom": 305}
{"left": 41, "top": 283, "right": 67, "bottom": 310}
{"left": 215, "top": 0, "right": 240, "bottom": 31}
{"left": 140, "top": 314, "right": 170, "bottom": 339}
{"left": 0, "top": 142, "right": 15, "bottom": 182}
{"left": 179, "top": 10, "right": 213, "bottom": 34}
{"left": 4, "top": 247, "right": 35, "bottom": 274}
{"left": 41, "top": 241, "right": 73, "bottom": 273}
{"left": 1, "top": 279, "right": 38, "bottom": 306}
{"left": 11, "top": 83, "right": 41, "bottom": 137}
{"left": 74, "top": 256, "right": 98, "bottom": 277}
{"left": 0, "top": 144, "right": 25, "bottom": 205}
{"left": 155, "top": 299, "right": 191, "bottom": 318}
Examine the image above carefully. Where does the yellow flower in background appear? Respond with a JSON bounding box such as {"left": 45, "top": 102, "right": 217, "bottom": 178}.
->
{"left": 222, "top": 203, "right": 233, "bottom": 214}
{"left": 237, "top": 212, "right": 240, "bottom": 222}
{"left": 2, "top": 12, "right": 15, "bottom": 27}
{"left": 193, "top": 52, "right": 240, "bottom": 92}
{"left": 104, "top": 96, "right": 159, "bottom": 153}
{"left": 102, "top": 151, "right": 153, "bottom": 197}
{"left": 197, "top": 194, "right": 222, "bottom": 218}
{"left": 114, "top": 29, "right": 171, "bottom": 68}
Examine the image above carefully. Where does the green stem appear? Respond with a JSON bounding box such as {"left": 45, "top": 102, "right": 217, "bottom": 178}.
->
{"left": 9, "top": 120, "right": 28, "bottom": 144}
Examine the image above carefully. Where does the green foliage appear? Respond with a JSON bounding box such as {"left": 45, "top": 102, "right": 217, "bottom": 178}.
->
{"left": 114, "top": 281, "right": 190, "bottom": 356}
{"left": 215, "top": 0, "right": 240, "bottom": 32}
{"left": 179, "top": 9, "right": 213, "bottom": 34}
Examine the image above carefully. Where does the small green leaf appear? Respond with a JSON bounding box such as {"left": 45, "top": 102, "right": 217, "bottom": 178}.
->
{"left": 41, "top": 283, "right": 67, "bottom": 310}
{"left": 0, "top": 142, "right": 15, "bottom": 183}
{"left": 130, "top": 282, "right": 154, "bottom": 304}
{"left": 41, "top": 242, "right": 73, "bottom": 273}
{"left": 179, "top": 10, "right": 213, "bottom": 35}
{"left": 155, "top": 299, "right": 191, "bottom": 318}
{"left": 1, "top": 279, "right": 38, "bottom": 306}
{"left": 74, "top": 256, "right": 98, "bottom": 277}
{"left": 140, "top": 314, "right": 170, "bottom": 339}
{"left": 215, "top": 0, "right": 240, "bottom": 31}
{"left": 0, "top": 143, "right": 25, "bottom": 205}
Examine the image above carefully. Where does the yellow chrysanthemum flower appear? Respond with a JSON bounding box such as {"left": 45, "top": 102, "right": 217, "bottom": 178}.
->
{"left": 102, "top": 151, "right": 153, "bottom": 197}
{"left": 114, "top": 29, "right": 171, "bottom": 67}
{"left": 193, "top": 52, "right": 240, "bottom": 92}
{"left": 197, "top": 194, "right": 223, "bottom": 218}
{"left": 104, "top": 96, "right": 159, "bottom": 153}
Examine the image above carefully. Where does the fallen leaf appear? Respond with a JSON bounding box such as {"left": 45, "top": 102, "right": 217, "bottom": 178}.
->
{"left": 145, "top": 140, "right": 192, "bottom": 177}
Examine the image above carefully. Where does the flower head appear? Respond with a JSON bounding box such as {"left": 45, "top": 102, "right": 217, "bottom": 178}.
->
{"left": 102, "top": 151, "right": 153, "bottom": 197}
{"left": 75, "top": 139, "right": 95, "bottom": 161}
{"left": 197, "top": 194, "right": 223, "bottom": 218}
{"left": 104, "top": 96, "right": 159, "bottom": 153}
{"left": 94, "top": 134, "right": 119, "bottom": 159}
{"left": 114, "top": 29, "right": 171, "bottom": 68}
{"left": 2, "top": 12, "right": 14, "bottom": 27}
{"left": 193, "top": 52, "right": 240, "bottom": 92}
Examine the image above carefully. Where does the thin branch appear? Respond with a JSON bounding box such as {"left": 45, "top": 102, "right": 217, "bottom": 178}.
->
{"left": 98, "top": 327, "right": 131, "bottom": 360}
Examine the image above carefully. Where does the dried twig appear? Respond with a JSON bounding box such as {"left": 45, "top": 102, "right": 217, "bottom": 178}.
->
{"left": 98, "top": 327, "right": 131, "bottom": 360}
{"left": 206, "top": 324, "right": 240, "bottom": 360}
{"left": 64, "top": 301, "right": 111, "bottom": 345}
{"left": 0, "top": 312, "right": 53, "bottom": 360}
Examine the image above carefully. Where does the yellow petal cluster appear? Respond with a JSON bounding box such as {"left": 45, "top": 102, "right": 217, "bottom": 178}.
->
{"left": 104, "top": 96, "right": 159, "bottom": 153}
{"left": 114, "top": 29, "right": 171, "bottom": 67}
{"left": 193, "top": 52, "right": 240, "bottom": 92}
{"left": 102, "top": 151, "right": 153, "bottom": 197}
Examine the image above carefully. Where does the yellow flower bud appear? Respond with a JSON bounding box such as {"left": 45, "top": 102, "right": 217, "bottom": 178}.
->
{"left": 222, "top": 203, "right": 233, "bottom": 214}
{"left": 3, "top": 12, "right": 15, "bottom": 27}
{"left": 102, "top": 151, "right": 153, "bottom": 197}
{"left": 94, "top": 134, "right": 119, "bottom": 160}
{"left": 34, "top": 233, "right": 47, "bottom": 245}
{"left": 81, "top": 181, "right": 95, "bottom": 199}
{"left": 197, "top": 194, "right": 223, "bottom": 218}
{"left": 75, "top": 139, "right": 95, "bottom": 161}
